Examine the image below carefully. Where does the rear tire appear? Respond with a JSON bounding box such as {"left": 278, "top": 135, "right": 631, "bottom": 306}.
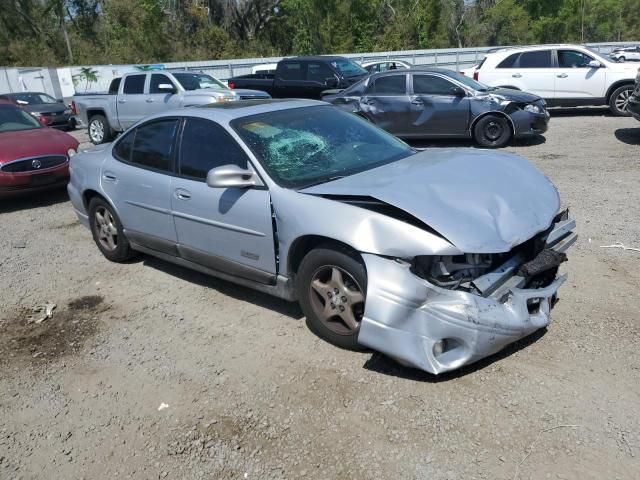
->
{"left": 609, "top": 85, "right": 634, "bottom": 116}
{"left": 88, "top": 197, "right": 136, "bottom": 262}
{"left": 88, "top": 114, "right": 113, "bottom": 144}
{"left": 297, "top": 246, "right": 367, "bottom": 351}
{"left": 473, "top": 114, "right": 512, "bottom": 148}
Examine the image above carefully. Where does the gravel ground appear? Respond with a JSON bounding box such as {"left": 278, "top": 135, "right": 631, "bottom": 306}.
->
{"left": 1, "top": 109, "right": 639, "bottom": 480}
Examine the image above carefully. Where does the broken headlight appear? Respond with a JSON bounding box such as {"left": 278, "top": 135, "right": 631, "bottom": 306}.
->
{"left": 524, "top": 104, "right": 542, "bottom": 114}
{"left": 411, "top": 254, "right": 499, "bottom": 291}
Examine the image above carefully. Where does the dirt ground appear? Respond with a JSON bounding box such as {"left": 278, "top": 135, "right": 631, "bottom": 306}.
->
{"left": 1, "top": 109, "right": 639, "bottom": 480}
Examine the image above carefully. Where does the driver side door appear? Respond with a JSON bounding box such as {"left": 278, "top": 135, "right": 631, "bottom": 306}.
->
{"left": 171, "top": 117, "right": 276, "bottom": 283}
{"left": 555, "top": 49, "right": 607, "bottom": 99}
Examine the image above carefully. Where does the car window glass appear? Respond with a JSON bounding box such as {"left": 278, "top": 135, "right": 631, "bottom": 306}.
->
{"left": 149, "top": 74, "right": 174, "bottom": 93}
{"left": 279, "top": 62, "right": 304, "bottom": 81}
{"left": 497, "top": 53, "right": 518, "bottom": 68}
{"left": 109, "top": 78, "right": 121, "bottom": 94}
{"left": 558, "top": 50, "right": 593, "bottom": 68}
{"left": 0, "top": 105, "right": 41, "bottom": 132}
{"left": 518, "top": 50, "right": 552, "bottom": 68}
{"left": 113, "top": 129, "right": 135, "bottom": 162}
{"left": 179, "top": 118, "right": 248, "bottom": 180}
{"left": 130, "top": 119, "right": 178, "bottom": 171}
{"left": 367, "top": 75, "right": 406, "bottom": 95}
{"left": 307, "top": 62, "right": 335, "bottom": 82}
{"left": 413, "top": 75, "right": 456, "bottom": 95}
{"left": 123, "top": 74, "right": 146, "bottom": 94}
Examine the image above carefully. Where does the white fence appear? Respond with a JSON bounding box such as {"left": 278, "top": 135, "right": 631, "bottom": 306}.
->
{"left": 1, "top": 42, "right": 637, "bottom": 100}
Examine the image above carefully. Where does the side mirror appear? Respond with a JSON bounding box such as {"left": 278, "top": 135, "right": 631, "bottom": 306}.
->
{"left": 451, "top": 86, "right": 466, "bottom": 97}
{"left": 206, "top": 164, "right": 263, "bottom": 189}
{"left": 324, "top": 77, "right": 338, "bottom": 88}
{"left": 158, "top": 83, "right": 176, "bottom": 93}
{"left": 587, "top": 60, "right": 602, "bottom": 68}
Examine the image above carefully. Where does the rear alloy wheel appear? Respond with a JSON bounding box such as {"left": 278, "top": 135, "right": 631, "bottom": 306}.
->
{"left": 89, "top": 197, "right": 136, "bottom": 262}
{"left": 473, "top": 114, "right": 512, "bottom": 148}
{"left": 297, "top": 247, "right": 367, "bottom": 350}
{"left": 88, "top": 114, "right": 113, "bottom": 144}
{"left": 609, "top": 85, "right": 634, "bottom": 116}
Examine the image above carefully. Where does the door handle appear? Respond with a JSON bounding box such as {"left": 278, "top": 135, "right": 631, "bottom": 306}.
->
{"left": 557, "top": 73, "right": 568, "bottom": 78}
{"left": 102, "top": 172, "right": 117, "bottom": 181}
{"left": 512, "top": 73, "right": 522, "bottom": 78}
{"left": 117, "top": 99, "right": 126, "bottom": 104}
{"left": 410, "top": 98, "right": 424, "bottom": 105}
{"left": 174, "top": 189, "right": 191, "bottom": 200}
{"left": 146, "top": 98, "right": 154, "bottom": 103}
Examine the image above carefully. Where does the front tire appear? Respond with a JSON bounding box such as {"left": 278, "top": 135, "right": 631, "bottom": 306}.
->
{"left": 473, "top": 114, "right": 512, "bottom": 148}
{"left": 609, "top": 85, "right": 634, "bottom": 116}
{"left": 89, "top": 197, "right": 136, "bottom": 262}
{"left": 297, "top": 247, "right": 367, "bottom": 350}
{"left": 88, "top": 114, "right": 113, "bottom": 144}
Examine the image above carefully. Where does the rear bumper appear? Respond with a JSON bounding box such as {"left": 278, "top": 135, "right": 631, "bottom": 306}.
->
{"left": 357, "top": 217, "right": 576, "bottom": 374}
{"left": 0, "top": 165, "right": 69, "bottom": 198}
{"left": 67, "top": 181, "right": 90, "bottom": 228}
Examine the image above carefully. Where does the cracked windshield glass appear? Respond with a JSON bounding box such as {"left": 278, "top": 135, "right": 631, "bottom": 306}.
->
{"left": 232, "top": 106, "right": 414, "bottom": 188}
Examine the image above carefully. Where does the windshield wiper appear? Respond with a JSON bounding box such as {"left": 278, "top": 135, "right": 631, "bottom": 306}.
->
{"left": 300, "top": 175, "right": 346, "bottom": 189}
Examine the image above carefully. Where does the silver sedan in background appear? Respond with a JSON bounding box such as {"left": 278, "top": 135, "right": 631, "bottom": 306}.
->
{"left": 68, "top": 100, "right": 575, "bottom": 374}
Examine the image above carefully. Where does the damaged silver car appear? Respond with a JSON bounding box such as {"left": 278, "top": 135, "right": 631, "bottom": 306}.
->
{"left": 68, "top": 99, "right": 576, "bottom": 374}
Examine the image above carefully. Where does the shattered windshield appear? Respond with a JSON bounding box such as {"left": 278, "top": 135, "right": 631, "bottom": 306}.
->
{"left": 173, "top": 73, "right": 227, "bottom": 91}
{"left": 231, "top": 106, "right": 415, "bottom": 188}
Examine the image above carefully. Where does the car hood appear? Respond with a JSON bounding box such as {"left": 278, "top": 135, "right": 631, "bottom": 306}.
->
{"left": 231, "top": 88, "right": 271, "bottom": 97}
{"left": 0, "top": 128, "right": 78, "bottom": 164}
{"left": 301, "top": 149, "right": 560, "bottom": 253}
{"left": 184, "top": 88, "right": 236, "bottom": 99}
{"left": 21, "top": 103, "right": 67, "bottom": 114}
{"left": 475, "top": 88, "right": 541, "bottom": 103}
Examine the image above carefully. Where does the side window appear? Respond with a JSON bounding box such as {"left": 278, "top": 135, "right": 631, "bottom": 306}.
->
{"left": 279, "top": 62, "right": 305, "bottom": 81}
{"left": 129, "top": 119, "right": 179, "bottom": 172}
{"left": 123, "top": 74, "right": 146, "bottom": 94}
{"left": 179, "top": 118, "right": 249, "bottom": 180}
{"left": 558, "top": 50, "right": 593, "bottom": 68}
{"left": 518, "top": 50, "right": 552, "bottom": 68}
{"left": 108, "top": 78, "right": 121, "bottom": 94}
{"left": 497, "top": 53, "right": 519, "bottom": 68}
{"left": 366, "top": 75, "right": 407, "bottom": 95}
{"left": 367, "top": 64, "right": 380, "bottom": 73}
{"left": 307, "top": 62, "right": 335, "bottom": 82}
{"left": 113, "top": 129, "right": 135, "bottom": 162}
{"left": 149, "top": 74, "right": 174, "bottom": 93}
{"left": 413, "top": 75, "right": 456, "bottom": 95}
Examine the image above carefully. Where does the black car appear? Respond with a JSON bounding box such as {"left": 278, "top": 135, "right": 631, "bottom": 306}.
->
{"left": 625, "top": 69, "right": 640, "bottom": 121}
{"left": 323, "top": 68, "right": 549, "bottom": 148}
{"left": 0, "top": 92, "right": 74, "bottom": 130}
{"left": 227, "top": 56, "right": 368, "bottom": 100}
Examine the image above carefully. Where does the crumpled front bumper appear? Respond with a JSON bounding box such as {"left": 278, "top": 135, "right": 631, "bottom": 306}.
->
{"left": 357, "top": 217, "right": 576, "bottom": 374}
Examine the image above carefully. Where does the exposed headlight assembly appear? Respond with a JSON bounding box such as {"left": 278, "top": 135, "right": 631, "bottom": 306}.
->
{"left": 524, "top": 104, "right": 542, "bottom": 114}
{"left": 67, "top": 148, "right": 77, "bottom": 158}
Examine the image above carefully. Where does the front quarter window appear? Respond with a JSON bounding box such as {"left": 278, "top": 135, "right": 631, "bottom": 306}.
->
{"left": 231, "top": 106, "right": 414, "bottom": 188}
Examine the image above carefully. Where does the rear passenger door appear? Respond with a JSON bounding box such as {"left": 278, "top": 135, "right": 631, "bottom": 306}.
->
{"left": 496, "top": 50, "right": 555, "bottom": 99}
{"left": 359, "top": 74, "right": 410, "bottom": 135}
{"left": 117, "top": 74, "right": 148, "bottom": 129}
{"left": 171, "top": 117, "right": 276, "bottom": 281}
{"left": 408, "top": 74, "right": 470, "bottom": 137}
{"left": 306, "top": 61, "right": 339, "bottom": 98}
{"left": 102, "top": 118, "right": 179, "bottom": 252}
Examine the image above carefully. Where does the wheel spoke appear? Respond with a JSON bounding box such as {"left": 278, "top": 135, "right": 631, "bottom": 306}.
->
{"left": 311, "top": 278, "right": 331, "bottom": 298}
{"left": 330, "top": 267, "right": 344, "bottom": 289}
{"left": 338, "top": 306, "right": 359, "bottom": 331}
{"left": 95, "top": 210, "right": 105, "bottom": 226}
{"left": 344, "top": 288, "right": 364, "bottom": 305}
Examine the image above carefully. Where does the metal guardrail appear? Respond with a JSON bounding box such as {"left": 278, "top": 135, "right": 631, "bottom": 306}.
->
{"left": 1, "top": 42, "right": 639, "bottom": 99}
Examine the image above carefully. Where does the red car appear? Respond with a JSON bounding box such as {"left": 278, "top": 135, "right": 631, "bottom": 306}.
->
{"left": 0, "top": 100, "right": 79, "bottom": 198}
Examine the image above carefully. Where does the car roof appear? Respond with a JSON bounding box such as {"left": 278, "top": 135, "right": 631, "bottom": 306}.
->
{"left": 485, "top": 44, "right": 592, "bottom": 56}
{"left": 3, "top": 92, "right": 48, "bottom": 97}
{"left": 286, "top": 55, "right": 350, "bottom": 62}
{"left": 367, "top": 67, "right": 456, "bottom": 79}
{"left": 147, "top": 99, "right": 326, "bottom": 124}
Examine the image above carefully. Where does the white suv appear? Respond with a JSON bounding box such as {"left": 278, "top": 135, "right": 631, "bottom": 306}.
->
{"left": 462, "top": 45, "right": 638, "bottom": 116}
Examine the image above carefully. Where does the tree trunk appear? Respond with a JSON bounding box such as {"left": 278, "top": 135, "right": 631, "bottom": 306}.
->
{"left": 59, "top": 4, "right": 73, "bottom": 63}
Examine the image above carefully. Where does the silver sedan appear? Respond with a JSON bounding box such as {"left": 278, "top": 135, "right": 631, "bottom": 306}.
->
{"left": 68, "top": 99, "right": 576, "bottom": 374}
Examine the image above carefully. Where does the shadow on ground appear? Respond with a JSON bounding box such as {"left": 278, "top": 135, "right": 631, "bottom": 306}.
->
{"left": 614, "top": 127, "right": 640, "bottom": 145}
{"left": 548, "top": 106, "right": 611, "bottom": 117}
{"left": 362, "top": 328, "right": 547, "bottom": 382}
{"left": 142, "top": 255, "right": 304, "bottom": 320}
{"left": 409, "top": 134, "right": 546, "bottom": 150}
{"left": 0, "top": 187, "right": 69, "bottom": 214}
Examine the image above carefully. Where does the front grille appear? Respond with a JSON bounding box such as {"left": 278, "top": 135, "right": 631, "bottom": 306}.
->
{"left": 1, "top": 155, "right": 67, "bottom": 173}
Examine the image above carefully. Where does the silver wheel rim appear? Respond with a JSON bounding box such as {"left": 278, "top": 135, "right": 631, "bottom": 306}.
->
{"left": 89, "top": 120, "right": 104, "bottom": 143}
{"left": 309, "top": 266, "right": 365, "bottom": 335}
{"left": 615, "top": 89, "right": 632, "bottom": 112}
{"left": 94, "top": 206, "right": 118, "bottom": 251}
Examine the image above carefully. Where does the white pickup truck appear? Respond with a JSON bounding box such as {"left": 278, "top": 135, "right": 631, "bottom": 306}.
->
{"left": 73, "top": 70, "right": 270, "bottom": 144}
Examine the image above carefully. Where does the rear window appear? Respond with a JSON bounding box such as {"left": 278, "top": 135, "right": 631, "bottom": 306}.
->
{"left": 519, "top": 51, "right": 552, "bottom": 68}
{"left": 108, "top": 78, "right": 121, "bottom": 94}
{"left": 497, "top": 53, "right": 518, "bottom": 69}
{"left": 123, "top": 75, "right": 146, "bottom": 94}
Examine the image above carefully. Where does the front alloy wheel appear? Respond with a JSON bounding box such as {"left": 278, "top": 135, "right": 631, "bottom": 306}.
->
{"left": 609, "top": 85, "right": 634, "bottom": 116}
{"left": 88, "top": 197, "right": 136, "bottom": 262}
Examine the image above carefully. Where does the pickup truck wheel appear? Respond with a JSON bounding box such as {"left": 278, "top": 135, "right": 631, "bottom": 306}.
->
{"left": 88, "top": 114, "right": 113, "bottom": 144}
{"left": 89, "top": 198, "right": 136, "bottom": 262}
{"left": 473, "top": 114, "right": 512, "bottom": 148}
{"left": 297, "top": 247, "right": 367, "bottom": 351}
{"left": 609, "top": 85, "right": 634, "bottom": 116}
